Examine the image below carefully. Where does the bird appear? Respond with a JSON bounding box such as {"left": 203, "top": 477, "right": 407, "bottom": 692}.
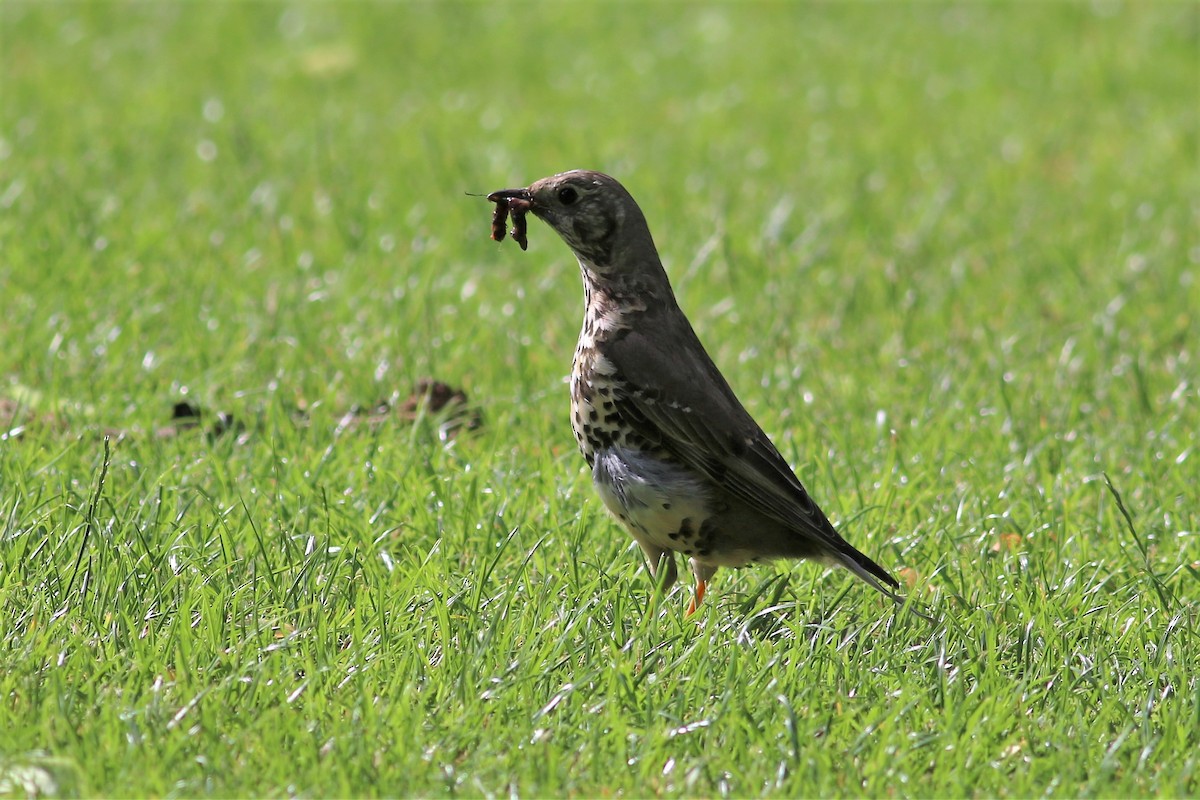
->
{"left": 487, "top": 170, "right": 911, "bottom": 615}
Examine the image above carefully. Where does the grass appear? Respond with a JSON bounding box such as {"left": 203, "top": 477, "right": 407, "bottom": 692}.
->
{"left": 1, "top": 1, "right": 1197, "bottom": 797}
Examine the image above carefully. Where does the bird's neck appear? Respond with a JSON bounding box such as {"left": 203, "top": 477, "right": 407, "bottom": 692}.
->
{"left": 580, "top": 273, "right": 635, "bottom": 344}
{"left": 577, "top": 254, "right": 673, "bottom": 310}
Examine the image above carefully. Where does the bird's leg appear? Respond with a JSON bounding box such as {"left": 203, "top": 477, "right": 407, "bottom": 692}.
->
{"left": 686, "top": 579, "right": 707, "bottom": 615}
{"left": 646, "top": 547, "right": 678, "bottom": 594}
{"left": 686, "top": 560, "right": 716, "bottom": 615}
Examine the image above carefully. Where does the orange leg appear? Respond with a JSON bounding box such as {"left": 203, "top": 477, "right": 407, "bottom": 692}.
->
{"left": 686, "top": 579, "right": 707, "bottom": 615}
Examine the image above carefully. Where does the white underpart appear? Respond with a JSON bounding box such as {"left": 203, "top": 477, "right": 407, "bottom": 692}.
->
{"left": 592, "top": 446, "right": 710, "bottom": 554}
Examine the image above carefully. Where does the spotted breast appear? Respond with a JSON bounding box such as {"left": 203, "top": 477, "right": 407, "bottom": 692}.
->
{"left": 569, "top": 280, "right": 716, "bottom": 585}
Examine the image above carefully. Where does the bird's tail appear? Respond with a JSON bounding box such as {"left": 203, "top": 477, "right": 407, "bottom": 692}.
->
{"left": 826, "top": 540, "right": 930, "bottom": 619}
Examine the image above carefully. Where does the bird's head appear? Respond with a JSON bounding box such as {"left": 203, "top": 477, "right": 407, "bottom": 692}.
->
{"left": 488, "top": 170, "right": 665, "bottom": 288}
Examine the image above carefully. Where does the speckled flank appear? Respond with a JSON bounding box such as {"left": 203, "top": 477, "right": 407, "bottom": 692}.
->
{"left": 570, "top": 279, "right": 643, "bottom": 465}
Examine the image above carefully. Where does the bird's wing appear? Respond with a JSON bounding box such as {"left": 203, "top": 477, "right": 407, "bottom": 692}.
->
{"left": 604, "top": 316, "right": 900, "bottom": 592}
{"left": 605, "top": 320, "right": 836, "bottom": 536}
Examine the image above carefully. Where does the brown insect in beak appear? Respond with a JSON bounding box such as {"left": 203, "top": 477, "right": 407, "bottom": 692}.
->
{"left": 486, "top": 188, "right": 534, "bottom": 251}
{"left": 490, "top": 201, "right": 510, "bottom": 243}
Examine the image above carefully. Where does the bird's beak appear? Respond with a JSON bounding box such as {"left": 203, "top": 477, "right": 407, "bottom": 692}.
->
{"left": 486, "top": 187, "right": 533, "bottom": 208}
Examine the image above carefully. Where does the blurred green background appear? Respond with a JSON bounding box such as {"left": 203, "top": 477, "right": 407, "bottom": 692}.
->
{"left": 5, "top": 2, "right": 1192, "bottom": 414}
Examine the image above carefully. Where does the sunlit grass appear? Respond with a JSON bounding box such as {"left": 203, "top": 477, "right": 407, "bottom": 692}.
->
{"left": 1, "top": 2, "right": 1196, "bottom": 797}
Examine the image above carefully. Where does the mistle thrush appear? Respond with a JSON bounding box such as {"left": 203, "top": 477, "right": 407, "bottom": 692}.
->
{"left": 488, "top": 170, "right": 908, "bottom": 614}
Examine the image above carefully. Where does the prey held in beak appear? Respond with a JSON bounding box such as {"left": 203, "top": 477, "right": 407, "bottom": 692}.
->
{"left": 486, "top": 188, "right": 533, "bottom": 250}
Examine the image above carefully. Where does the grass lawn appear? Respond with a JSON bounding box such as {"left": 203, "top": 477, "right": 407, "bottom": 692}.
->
{"left": 1, "top": 2, "right": 1197, "bottom": 797}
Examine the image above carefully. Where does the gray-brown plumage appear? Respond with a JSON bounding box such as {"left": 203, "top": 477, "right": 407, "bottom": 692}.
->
{"left": 488, "top": 170, "right": 908, "bottom": 614}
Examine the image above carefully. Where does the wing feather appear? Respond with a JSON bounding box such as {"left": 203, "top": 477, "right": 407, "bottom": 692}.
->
{"left": 606, "top": 318, "right": 902, "bottom": 594}
{"left": 606, "top": 319, "right": 838, "bottom": 543}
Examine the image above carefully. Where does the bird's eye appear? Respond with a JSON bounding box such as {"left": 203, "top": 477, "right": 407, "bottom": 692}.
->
{"left": 557, "top": 186, "right": 579, "bottom": 205}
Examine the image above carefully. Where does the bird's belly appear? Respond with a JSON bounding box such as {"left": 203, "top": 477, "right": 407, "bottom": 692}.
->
{"left": 591, "top": 446, "right": 711, "bottom": 553}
